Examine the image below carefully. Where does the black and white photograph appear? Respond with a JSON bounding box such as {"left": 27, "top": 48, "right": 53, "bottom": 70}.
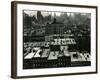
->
{"left": 11, "top": 1, "right": 97, "bottom": 78}
{"left": 23, "top": 10, "right": 91, "bottom": 69}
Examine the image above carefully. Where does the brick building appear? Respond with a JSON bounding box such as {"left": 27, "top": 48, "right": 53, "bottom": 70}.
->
{"left": 45, "top": 18, "right": 65, "bottom": 36}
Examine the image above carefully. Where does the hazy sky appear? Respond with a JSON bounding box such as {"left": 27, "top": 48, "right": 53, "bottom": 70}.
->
{"left": 24, "top": 10, "right": 72, "bottom": 17}
{"left": 23, "top": 10, "right": 91, "bottom": 19}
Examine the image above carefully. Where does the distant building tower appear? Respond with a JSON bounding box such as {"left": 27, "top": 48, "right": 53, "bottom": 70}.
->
{"left": 54, "top": 13, "right": 56, "bottom": 18}
{"left": 37, "top": 11, "right": 44, "bottom": 23}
